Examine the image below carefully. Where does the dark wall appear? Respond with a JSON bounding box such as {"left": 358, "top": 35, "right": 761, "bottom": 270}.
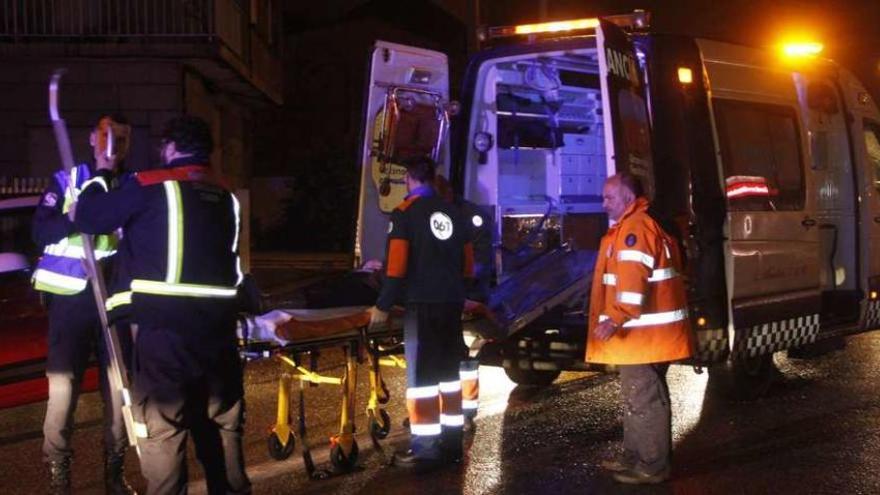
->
{"left": 252, "top": 1, "right": 468, "bottom": 252}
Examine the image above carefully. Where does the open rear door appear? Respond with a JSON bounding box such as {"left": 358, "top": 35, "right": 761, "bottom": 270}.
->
{"left": 596, "top": 19, "right": 655, "bottom": 197}
{"left": 355, "top": 41, "right": 450, "bottom": 266}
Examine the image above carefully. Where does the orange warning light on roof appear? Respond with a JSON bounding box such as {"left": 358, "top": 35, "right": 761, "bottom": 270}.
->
{"left": 514, "top": 18, "right": 600, "bottom": 35}
{"left": 782, "top": 41, "right": 824, "bottom": 58}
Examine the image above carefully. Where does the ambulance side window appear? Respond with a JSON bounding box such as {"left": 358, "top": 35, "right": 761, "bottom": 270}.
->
{"left": 864, "top": 121, "right": 880, "bottom": 195}
{"left": 713, "top": 99, "right": 804, "bottom": 211}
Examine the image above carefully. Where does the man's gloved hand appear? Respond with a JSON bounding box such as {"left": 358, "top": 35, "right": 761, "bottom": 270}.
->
{"left": 368, "top": 306, "right": 389, "bottom": 329}
{"left": 594, "top": 319, "right": 619, "bottom": 342}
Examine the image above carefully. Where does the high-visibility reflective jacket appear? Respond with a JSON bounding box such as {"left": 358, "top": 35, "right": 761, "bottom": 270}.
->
{"left": 31, "top": 163, "right": 117, "bottom": 295}
{"left": 586, "top": 198, "right": 693, "bottom": 365}
{"left": 74, "top": 157, "right": 242, "bottom": 331}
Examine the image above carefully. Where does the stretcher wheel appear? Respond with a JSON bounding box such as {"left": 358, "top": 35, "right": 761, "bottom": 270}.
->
{"left": 330, "top": 440, "right": 359, "bottom": 472}
{"left": 369, "top": 409, "right": 391, "bottom": 439}
{"left": 267, "top": 431, "right": 295, "bottom": 460}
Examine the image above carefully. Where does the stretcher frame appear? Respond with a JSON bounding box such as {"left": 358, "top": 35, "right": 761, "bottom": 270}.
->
{"left": 243, "top": 316, "right": 405, "bottom": 478}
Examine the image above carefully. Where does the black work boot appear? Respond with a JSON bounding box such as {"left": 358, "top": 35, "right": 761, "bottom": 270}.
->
{"left": 104, "top": 450, "right": 137, "bottom": 495}
{"left": 47, "top": 458, "right": 71, "bottom": 495}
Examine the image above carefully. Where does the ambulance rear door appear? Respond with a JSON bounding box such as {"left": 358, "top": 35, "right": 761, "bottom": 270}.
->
{"left": 596, "top": 18, "right": 655, "bottom": 196}
{"left": 355, "top": 41, "right": 451, "bottom": 266}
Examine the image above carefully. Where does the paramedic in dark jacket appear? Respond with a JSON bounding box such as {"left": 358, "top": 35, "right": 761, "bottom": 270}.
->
{"left": 32, "top": 114, "right": 136, "bottom": 495}
{"left": 369, "top": 156, "right": 475, "bottom": 469}
{"left": 73, "top": 115, "right": 250, "bottom": 494}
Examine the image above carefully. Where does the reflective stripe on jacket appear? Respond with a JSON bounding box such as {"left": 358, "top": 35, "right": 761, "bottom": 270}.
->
{"left": 32, "top": 164, "right": 117, "bottom": 295}
{"left": 585, "top": 197, "right": 693, "bottom": 365}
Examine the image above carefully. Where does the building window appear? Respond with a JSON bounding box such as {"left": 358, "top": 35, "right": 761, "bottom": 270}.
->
{"left": 714, "top": 99, "right": 805, "bottom": 211}
{"left": 864, "top": 121, "right": 880, "bottom": 195}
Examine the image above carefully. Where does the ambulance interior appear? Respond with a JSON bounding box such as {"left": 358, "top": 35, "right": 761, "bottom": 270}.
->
{"left": 464, "top": 46, "right": 610, "bottom": 282}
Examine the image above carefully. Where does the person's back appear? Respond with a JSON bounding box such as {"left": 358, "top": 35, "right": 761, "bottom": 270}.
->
{"left": 394, "top": 192, "right": 468, "bottom": 305}
{"left": 119, "top": 165, "right": 240, "bottom": 333}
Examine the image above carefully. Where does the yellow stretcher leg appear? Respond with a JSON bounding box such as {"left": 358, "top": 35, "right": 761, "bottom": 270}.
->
{"left": 267, "top": 371, "right": 296, "bottom": 460}
{"left": 329, "top": 343, "right": 360, "bottom": 472}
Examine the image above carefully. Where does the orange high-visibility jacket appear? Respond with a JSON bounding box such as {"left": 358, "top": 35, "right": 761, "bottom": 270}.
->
{"left": 586, "top": 198, "right": 694, "bottom": 365}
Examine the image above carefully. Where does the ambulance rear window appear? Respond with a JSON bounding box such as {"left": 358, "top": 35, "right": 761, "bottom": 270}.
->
{"left": 713, "top": 99, "right": 804, "bottom": 211}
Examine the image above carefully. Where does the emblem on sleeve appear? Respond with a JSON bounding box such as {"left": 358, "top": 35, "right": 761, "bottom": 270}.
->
{"left": 625, "top": 233, "right": 637, "bottom": 247}
{"left": 42, "top": 192, "right": 58, "bottom": 207}
{"left": 429, "top": 212, "right": 453, "bottom": 240}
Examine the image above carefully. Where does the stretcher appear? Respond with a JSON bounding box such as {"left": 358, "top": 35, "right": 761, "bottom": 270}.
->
{"left": 238, "top": 300, "right": 495, "bottom": 477}
{"left": 239, "top": 306, "right": 406, "bottom": 477}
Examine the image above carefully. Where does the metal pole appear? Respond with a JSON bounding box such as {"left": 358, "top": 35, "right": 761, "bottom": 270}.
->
{"left": 48, "top": 70, "right": 140, "bottom": 452}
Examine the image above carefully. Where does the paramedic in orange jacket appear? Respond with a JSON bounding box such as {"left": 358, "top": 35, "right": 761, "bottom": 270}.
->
{"left": 587, "top": 172, "right": 693, "bottom": 485}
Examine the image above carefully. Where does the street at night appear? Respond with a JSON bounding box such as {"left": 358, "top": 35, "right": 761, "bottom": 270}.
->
{"left": 2, "top": 333, "right": 879, "bottom": 494}
{"left": 4, "top": 1, "right": 880, "bottom": 494}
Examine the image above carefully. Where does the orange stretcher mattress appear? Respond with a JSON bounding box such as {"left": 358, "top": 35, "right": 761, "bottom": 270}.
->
{"left": 272, "top": 306, "right": 376, "bottom": 342}
{"left": 252, "top": 301, "right": 492, "bottom": 347}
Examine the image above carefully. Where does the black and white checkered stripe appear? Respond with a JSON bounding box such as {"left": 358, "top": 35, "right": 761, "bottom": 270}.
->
{"left": 694, "top": 328, "right": 728, "bottom": 364}
{"left": 864, "top": 300, "right": 880, "bottom": 329}
{"left": 731, "top": 314, "right": 820, "bottom": 359}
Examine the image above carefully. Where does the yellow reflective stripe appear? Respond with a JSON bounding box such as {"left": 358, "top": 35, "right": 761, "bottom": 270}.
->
{"left": 32, "top": 268, "right": 87, "bottom": 291}
{"left": 43, "top": 242, "right": 116, "bottom": 259}
{"left": 617, "top": 249, "right": 655, "bottom": 269}
{"left": 105, "top": 291, "right": 132, "bottom": 311}
{"left": 599, "top": 309, "right": 688, "bottom": 327}
{"left": 231, "top": 194, "right": 244, "bottom": 286}
{"left": 130, "top": 279, "right": 238, "bottom": 298}
{"left": 163, "top": 182, "right": 184, "bottom": 284}
{"left": 603, "top": 273, "right": 617, "bottom": 286}
{"left": 648, "top": 267, "right": 678, "bottom": 282}
{"left": 617, "top": 291, "right": 644, "bottom": 305}
{"left": 405, "top": 385, "right": 440, "bottom": 399}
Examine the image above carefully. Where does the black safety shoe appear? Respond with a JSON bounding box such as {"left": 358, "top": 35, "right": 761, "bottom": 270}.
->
{"left": 47, "top": 458, "right": 71, "bottom": 495}
{"left": 612, "top": 467, "right": 671, "bottom": 485}
{"left": 392, "top": 449, "right": 445, "bottom": 471}
{"left": 104, "top": 450, "right": 138, "bottom": 495}
{"left": 599, "top": 457, "right": 634, "bottom": 472}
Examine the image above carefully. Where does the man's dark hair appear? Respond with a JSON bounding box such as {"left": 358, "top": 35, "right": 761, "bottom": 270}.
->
{"left": 160, "top": 115, "right": 213, "bottom": 157}
{"left": 616, "top": 171, "right": 645, "bottom": 198}
{"left": 402, "top": 155, "right": 436, "bottom": 184}
{"left": 96, "top": 113, "right": 129, "bottom": 127}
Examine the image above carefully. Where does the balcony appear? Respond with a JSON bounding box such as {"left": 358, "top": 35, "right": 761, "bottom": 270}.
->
{"left": 0, "top": 0, "right": 282, "bottom": 103}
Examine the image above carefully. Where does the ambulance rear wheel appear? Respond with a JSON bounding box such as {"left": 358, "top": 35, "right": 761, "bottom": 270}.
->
{"left": 267, "top": 432, "right": 295, "bottom": 460}
{"left": 370, "top": 409, "right": 391, "bottom": 439}
{"left": 712, "top": 353, "right": 779, "bottom": 400}
{"left": 503, "top": 365, "right": 560, "bottom": 387}
{"left": 330, "top": 440, "right": 359, "bottom": 472}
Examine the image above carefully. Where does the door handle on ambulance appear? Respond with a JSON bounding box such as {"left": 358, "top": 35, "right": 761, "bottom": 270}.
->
{"left": 801, "top": 217, "right": 817, "bottom": 228}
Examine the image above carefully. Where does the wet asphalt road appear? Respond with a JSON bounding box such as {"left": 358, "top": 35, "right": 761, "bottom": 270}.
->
{"left": 2, "top": 333, "right": 880, "bottom": 494}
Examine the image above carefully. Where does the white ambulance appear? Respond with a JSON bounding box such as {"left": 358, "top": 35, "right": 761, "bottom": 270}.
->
{"left": 354, "top": 11, "right": 880, "bottom": 389}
